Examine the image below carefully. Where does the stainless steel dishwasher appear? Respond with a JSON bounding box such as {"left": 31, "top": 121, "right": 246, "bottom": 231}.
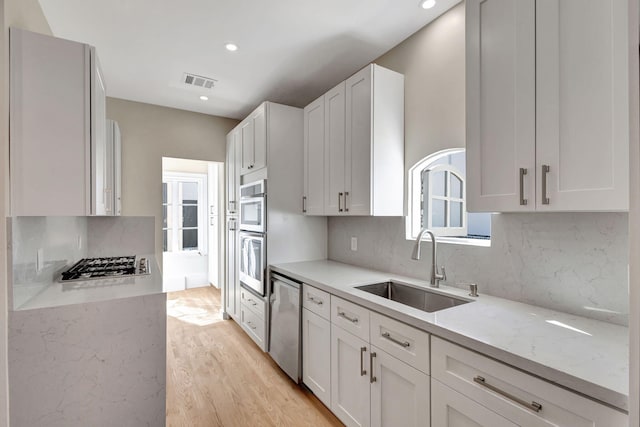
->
{"left": 268, "top": 272, "right": 301, "bottom": 383}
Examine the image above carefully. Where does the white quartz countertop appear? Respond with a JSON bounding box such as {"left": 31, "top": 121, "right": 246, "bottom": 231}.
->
{"left": 14, "top": 254, "right": 163, "bottom": 310}
{"left": 271, "top": 259, "right": 628, "bottom": 412}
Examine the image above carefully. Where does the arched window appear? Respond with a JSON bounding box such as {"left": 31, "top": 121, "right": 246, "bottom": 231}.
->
{"left": 406, "top": 148, "right": 491, "bottom": 245}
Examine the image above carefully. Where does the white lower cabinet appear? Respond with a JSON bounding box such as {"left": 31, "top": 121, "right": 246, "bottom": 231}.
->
{"left": 302, "top": 308, "right": 331, "bottom": 407}
{"left": 432, "top": 379, "right": 517, "bottom": 427}
{"left": 331, "top": 324, "right": 371, "bottom": 427}
{"left": 370, "top": 345, "right": 430, "bottom": 427}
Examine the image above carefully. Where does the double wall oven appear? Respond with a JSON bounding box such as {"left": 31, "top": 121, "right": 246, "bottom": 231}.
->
{"left": 239, "top": 180, "right": 267, "bottom": 296}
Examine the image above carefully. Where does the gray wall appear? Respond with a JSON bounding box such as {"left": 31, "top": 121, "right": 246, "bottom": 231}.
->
{"left": 106, "top": 97, "right": 238, "bottom": 269}
{"left": 327, "top": 2, "right": 629, "bottom": 325}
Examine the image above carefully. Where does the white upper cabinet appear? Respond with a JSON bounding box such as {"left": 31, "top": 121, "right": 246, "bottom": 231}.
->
{"left": 303, "top": 95, "right": 326, "bottom": 215}
{"left": 226, "top": 129, "right": 239, "bottom": 213}
{"left": 240, "top": 103, "right": 267, "bottom": 175}
{"left": 466, "top": 0, "right": 629, "bottom": 212}
{"left": 10, "top": 28, "right": 114, "bottom": 216}
{"left": 535, "top": 0, "right": 629, "bottom": 211}
{"left": 303, "top": 63, "right": 404, "bottom": 216}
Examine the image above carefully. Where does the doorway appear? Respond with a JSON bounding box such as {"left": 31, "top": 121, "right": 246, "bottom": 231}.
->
{"left": 161, "top": 157, "right": 224, "bottom": 291}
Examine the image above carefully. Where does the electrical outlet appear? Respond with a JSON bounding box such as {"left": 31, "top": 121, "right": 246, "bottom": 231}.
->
{"left": 350, "top": 237, "right": 358, "bottom": 251}
{"left": 77, "top": 235, "right": 82, "bottom": 250}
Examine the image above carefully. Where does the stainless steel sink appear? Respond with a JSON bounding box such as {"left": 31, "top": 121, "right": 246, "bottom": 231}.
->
{"left": 355, "top": 281, "right": 470, "bottom": 313}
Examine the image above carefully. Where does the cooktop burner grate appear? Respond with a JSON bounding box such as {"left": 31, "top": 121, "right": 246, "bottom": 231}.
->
{"left": 60, "top": 256, "right": 149, "bottom": 282}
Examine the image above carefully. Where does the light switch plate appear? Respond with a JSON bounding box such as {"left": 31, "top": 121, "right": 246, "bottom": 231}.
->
{"left": 350, "top": 237, "right": 358, "bottom": 251}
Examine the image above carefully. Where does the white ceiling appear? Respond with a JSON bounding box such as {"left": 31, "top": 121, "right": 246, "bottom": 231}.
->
{"left": 38, "top": 0, "right": 460, "bottom": 119}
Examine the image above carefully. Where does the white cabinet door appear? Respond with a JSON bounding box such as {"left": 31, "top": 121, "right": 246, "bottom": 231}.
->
{"left": 370, "top": 346, "right": 429, "bottom": 427}
{"left": 432, "top": 379, "right": 517, "bottom": 427}
{"left": 303, "top": 96, "right": 325, "bottom": 215}
{"left": 345, "top": 66, "right": 372, "bottom": 216}
{"left": 535, "top": 0, "right": 628, "bottom": 211}
{"left": 325, "top": 82, "right": 346, "bottom": 215}
{"left": 224, "top": 218, "right": 238, "bottom": 318}
{"left": 10, "top": 29, "right": 92, "bottom": 216}
{"left": 91, "top": 52, "right": 110, "bottom": 215}
{"left": 226, "top": 130, "right": 238, "bottom": 213}
{"left": 240, "top": 119, "right": 254, "bottom": 175}
{"left": 302, "top": 308, "right": 331, "bottom": 407}
{"left": 331, "top": 324, "right": 370, "bottom": 427}
{"left": 465, "top": 0, "right": 536, "bottom": 213}
{"left": 252, "top": 104, "right": 267, "bottom": 172}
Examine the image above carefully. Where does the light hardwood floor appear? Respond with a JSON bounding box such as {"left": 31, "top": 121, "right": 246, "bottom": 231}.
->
{"left": 166, "top": 286, "right": 343, "bottom": 427}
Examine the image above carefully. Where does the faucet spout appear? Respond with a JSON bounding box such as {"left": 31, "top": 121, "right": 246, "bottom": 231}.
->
{"left": 411, "top": 228, "right": 446, "bottom": 287}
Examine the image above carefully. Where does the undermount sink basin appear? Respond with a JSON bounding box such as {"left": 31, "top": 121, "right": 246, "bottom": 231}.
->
{"left": 355, "top": 281, "right": 470, "bottom": 313}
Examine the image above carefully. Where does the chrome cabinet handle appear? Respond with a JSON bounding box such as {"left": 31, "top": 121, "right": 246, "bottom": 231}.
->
{"left": 302, "top": 196, "right": 307, "bottom": 213}
{"left": 519, "top": 168, "right": 528, "bottom": 206}
{"left": 541, "top": 165, "right": 550, "bottom": 205}
{"left": 370, "top": 352, "right": 377, "bottom": 383}
{"left": 246, "top": 320, "right": 257, "bottom": 330}
{"left": 247, "top": 297, "right": 257, "bottom": 307}
{"left": 473, "top": 376, "right": 542, "bottom": 413}
{"left": 307, "top": 295, "right": 323, "bottom": 305}
{"left": 338, "top": 311, "right": 358, "bottom": 323}
{"left": 360, "top": 347, "right": 367, "bottom": 376}
{"left": 338, "top": 192, "right": 343, "bottom": 212}
{"left": 382, "top": 332, "right": 410, "bottom": 348}
{"left": 344, "top": 191, "right": 349, "bottom": 212}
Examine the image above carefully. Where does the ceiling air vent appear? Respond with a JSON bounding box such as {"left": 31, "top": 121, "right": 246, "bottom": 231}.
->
{"left": 183, "top": 73, "right": 217, "bottom": 89}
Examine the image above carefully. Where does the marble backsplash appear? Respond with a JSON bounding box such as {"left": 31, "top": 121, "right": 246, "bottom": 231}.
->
{"left": 328, "top": 213, "right": 629, "bottom": 326}
{"left": 9, "top": 216, "right": 155, "bottom": 309}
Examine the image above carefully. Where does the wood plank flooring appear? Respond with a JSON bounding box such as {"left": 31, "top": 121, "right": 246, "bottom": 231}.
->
{"left": 166, "top": 286, "right": 343, "bottom": 427}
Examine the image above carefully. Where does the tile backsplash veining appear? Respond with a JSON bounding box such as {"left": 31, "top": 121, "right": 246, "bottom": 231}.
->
{"left": 10, "top": 216, "right": 156, "bottom": 310}
{"left": 328, "top": 213, "right": 629, "bottom": 325}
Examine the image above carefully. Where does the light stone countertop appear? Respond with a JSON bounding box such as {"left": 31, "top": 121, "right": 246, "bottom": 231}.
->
{"left": 270, "top": 259, "right": 628, "bottom": 412}
{"left": 14, "top": 254, "right": 163, "bottom": 310}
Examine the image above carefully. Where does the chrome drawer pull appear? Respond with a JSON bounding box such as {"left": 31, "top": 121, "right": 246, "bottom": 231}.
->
{"left": 360, "top": 347, "right": 367, "bottom": 376}
{"left": 338, "top": 311, "right": 358, "bottom": 323}
{"left": 519, "top": 167, "right": 528, "bottom": 206}
{"left": 541, "top": 165, "right": 550, "bottom": 205}
{"left": 307, "top": 295, "right": 323, "bottom": 305}
{"left": 370, "top": 352, "right": 377, "bottom": 383}
{"left": 246, "top": 321, "right": 257, "bottom": 330}
{"left": 382, "top": 332, "right": 410, "bottom": 348}
{"left": 473, "top": 376, "right": 542, "bottom": 413}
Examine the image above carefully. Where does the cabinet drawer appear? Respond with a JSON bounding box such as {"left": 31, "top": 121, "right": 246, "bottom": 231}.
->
{"left": 240, "top": 287, "right": 266, "bottom": 319}
{"left": 369, "top": 312, "right": 429, "bottom": 374}
{"left": 240, "top": 304, "right": 266, "bottom": 350}
{"left": 431, "top": 337, "right": 627, "bottom": 427}
{"left": 302, "top": 284, "right": 330, "bottom": 319}
{"left": 331, "top": 296, "right": 370, "bottom": 341}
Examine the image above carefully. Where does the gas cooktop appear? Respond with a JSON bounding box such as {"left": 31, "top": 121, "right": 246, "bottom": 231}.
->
{"left": 60, "top": 256, "right": 150, "bottom": 282}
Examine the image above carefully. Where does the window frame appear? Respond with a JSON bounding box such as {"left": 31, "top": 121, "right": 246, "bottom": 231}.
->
{"left": 406, "top": 148, "right": 491, "bottom": 247}
{"left": 162, "top": 172, "right": 208, "bottom": 254}
{"left": 422, "top": 163, "right": 467, "bottom": 237}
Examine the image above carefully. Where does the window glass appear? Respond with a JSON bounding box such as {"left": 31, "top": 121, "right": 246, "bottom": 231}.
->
{"left": 182, "top": 229, "right": 198, "bottom": 250}
{"left": 183, "top": 205, "right": 198, "bottom": 228}
{"left": 182, "top": 182, "right": 198, "bottom": 204}
{"left": 450, "top": 174, "right": 463, "bottom": 199}
{"left": 162, "top": 174, "right": 206, "bottom": 252}
{"left": 450, "top": 201, "right": 463, "bottom": 227}
{"left": 432, "top": 199, "right": 446, "bottom": 227}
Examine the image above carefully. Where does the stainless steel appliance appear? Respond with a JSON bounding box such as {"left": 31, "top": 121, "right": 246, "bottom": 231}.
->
{"left": 239, "top": 180, "right": 266, "bottom": 233}
{"left": 239, "top": 231, "right": 266, "bottom": 296}
{"left": 60, "top": 256, "right": 150, "bottom": 282}
{"left": 269, "top": 273, "right": 301, "bottom": 383}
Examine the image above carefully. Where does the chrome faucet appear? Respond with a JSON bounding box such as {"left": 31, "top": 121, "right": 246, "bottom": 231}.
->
{"left": 411, "top": 228, "right": 446, "bottom": 287}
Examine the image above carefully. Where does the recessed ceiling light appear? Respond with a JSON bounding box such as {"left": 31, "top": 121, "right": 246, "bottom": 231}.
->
{"left": 200, "top": 95, "right": 209, "bottom": 101}
{"left": 225, "top": 43, "right": 238, "bottom": 52}
{"left": 420, "top": 0, "right": 436, "bottom": 9}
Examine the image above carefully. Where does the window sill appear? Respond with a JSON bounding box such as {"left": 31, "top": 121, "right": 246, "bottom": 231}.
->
{"left": 405, "top": 235, "right": 491, "bottom": 248}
